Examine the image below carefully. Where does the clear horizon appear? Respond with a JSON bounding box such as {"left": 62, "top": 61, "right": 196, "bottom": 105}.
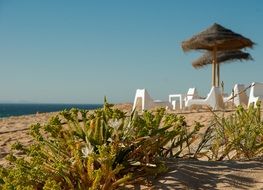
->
{"left": 0, "top": 0, "right": 262, "bottom": 104}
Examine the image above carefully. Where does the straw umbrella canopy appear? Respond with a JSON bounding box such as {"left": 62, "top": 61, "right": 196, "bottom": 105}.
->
{"left": 182, "top": 23, "right": 254, "bottom": 87}
{"left": 192, "top": 50, "right": 253, "bottom": 69}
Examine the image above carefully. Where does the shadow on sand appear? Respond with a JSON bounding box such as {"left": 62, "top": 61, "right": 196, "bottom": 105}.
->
{"left": 124, "top": 159, "right": 263, "bottom": 190}
{"left": 151, "top": 159, "right": 263, "bottom": 190}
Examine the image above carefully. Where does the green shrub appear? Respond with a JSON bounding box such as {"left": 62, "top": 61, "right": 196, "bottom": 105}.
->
{"left": 0, "top": 101, "right": 202, "bottom": 189}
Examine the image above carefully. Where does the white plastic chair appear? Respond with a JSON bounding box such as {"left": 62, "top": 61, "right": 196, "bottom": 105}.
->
{"left": 223, "top": 84, "right": 248, "bottom": 107}
{"left": 185, "top": 87, "right": 224, "bottom": 110}
{"left": 132, "top": 89, "right": 172, "bottom": 111}
{"left": 248, "top": 82, "right": 263, "bottom": 108}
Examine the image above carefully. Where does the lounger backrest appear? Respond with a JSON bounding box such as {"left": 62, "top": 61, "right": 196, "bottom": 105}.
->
{"left": 206, "top": 87, "right": 224, "bottom": 109}
{"left": 133, "top": 89, "right": 171, "bottom": 111}
{"left": 132, "top": 89, "right": 155, "bottom": 111}
{"left": 186, "top": 88, "right": 198, "bottom": 100}
{"left": 253, "top": 82, "right": 263, "bottom": 97}
{"left": 137, "top": 89, "right": 154, "bottom": 101}
{"left": 233, "top": 84, "right": 248, "bottom": 106}
{"left": 205, "top": 87, "right": 216, "bottom": 101}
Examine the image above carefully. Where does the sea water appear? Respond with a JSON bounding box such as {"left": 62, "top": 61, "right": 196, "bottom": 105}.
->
{"left": 0, "top": 103, "right": 102, "bottom": 118}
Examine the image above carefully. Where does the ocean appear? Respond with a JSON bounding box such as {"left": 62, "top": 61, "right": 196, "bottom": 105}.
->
{"left": 0, "top": 103, "right": 102, "bottom": 118}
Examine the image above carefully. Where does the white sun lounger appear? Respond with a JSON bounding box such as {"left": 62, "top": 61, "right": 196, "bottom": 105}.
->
{"left": 248, "top": 82, "right": 263, "bottom": 108}
{"left": 223, "top": 84, "right": 248, "bottom": 107}
{"left": 132, "top": 89, "right": 172, "bottom": 111}
{"left": 185, "top": 87, "right": 224, "bottom": 110}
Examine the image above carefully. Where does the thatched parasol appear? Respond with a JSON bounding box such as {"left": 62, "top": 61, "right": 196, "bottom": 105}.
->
{"left": 182, "top": 23, "right": 254, "bottom": 87}
{"left": 192, "top": 50, "right": 253, "bottom": 69}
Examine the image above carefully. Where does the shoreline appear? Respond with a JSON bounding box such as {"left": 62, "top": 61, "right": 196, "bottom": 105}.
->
{"left": 0, "top": 103, "right": 103, "bottom": 119}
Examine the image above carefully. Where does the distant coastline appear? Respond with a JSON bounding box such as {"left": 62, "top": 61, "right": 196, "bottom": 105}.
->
{"left": 0, "top": 103, "right": 102, "bottom": 118}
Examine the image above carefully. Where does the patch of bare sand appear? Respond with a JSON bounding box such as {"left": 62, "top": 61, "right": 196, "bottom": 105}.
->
{"left": 0, "top": 112, "right": 58, "bottom": 165}
{"left": 1, "top": 104, "right": 263, "bottom": 189}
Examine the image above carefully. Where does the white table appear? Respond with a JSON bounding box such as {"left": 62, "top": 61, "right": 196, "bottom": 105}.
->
{"left": 169, "top": 94, "right": 185, "bottom": 110}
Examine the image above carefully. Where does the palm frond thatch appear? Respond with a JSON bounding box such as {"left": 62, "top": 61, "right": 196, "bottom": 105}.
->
{"left": 192, "top": 50, "right": 253, "bottom": 69}
{"left": 182, "top": 23, "right": 255, "bottom": 52}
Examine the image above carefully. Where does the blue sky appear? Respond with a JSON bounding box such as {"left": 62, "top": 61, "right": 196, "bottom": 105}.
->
{"left": 0, "top": 0, "right": 262, "bottom": 104}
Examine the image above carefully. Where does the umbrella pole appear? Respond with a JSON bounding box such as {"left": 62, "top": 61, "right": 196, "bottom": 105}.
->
{"left": 212, "top": 61, "right": 215, "bottom": 86}
{"left": 217, "top": 57, "right": 220, "bottom": 87}
{"left": 214, "top": 47, "right": 219, "bottom": 87}
{"left": 212, "top": 47, "right": 217, "bottom": 86}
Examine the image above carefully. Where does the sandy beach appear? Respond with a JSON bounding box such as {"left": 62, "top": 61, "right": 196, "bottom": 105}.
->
{"left": 0, "top": 104, "right": 263, "bottom": 189}
{"left": 1, "top": 0, "right": 263, "bottom": 188}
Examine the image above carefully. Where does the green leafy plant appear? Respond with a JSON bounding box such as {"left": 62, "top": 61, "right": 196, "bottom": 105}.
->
{"left": 0, "top": 100, "right": 203, "bottom": 189}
